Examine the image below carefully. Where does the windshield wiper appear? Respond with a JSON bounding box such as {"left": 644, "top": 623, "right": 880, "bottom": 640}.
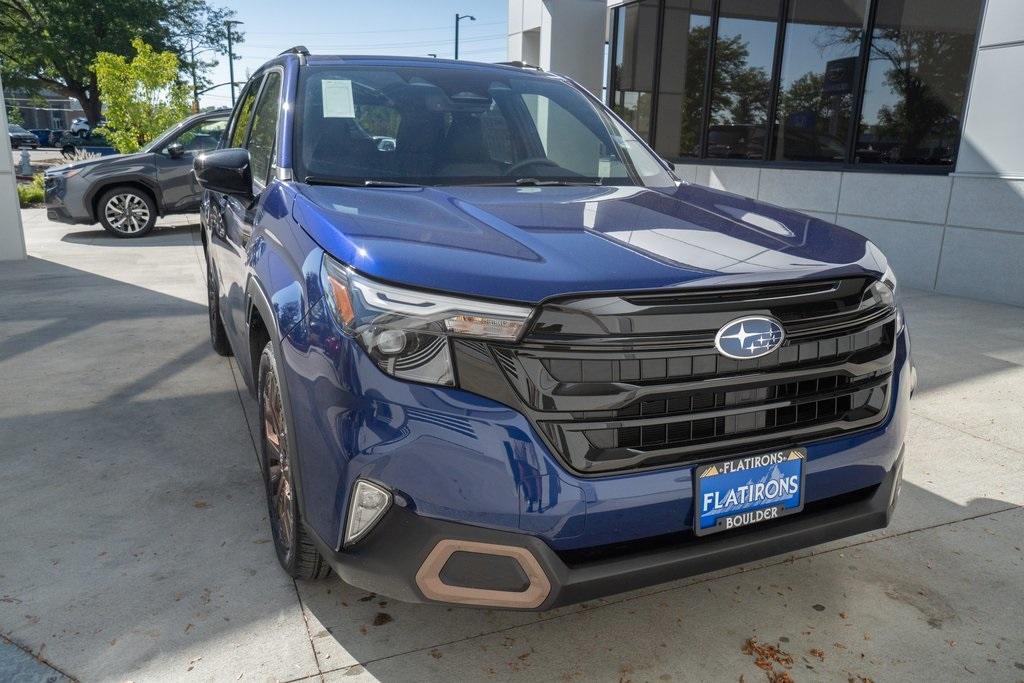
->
{"left": 303, "top": 176, "right": 423, "bottom": 188}
{"left": 514, "top": 177, "right": 602, "bottom": 186}
{"left": 464, "top": 178, "right": 603, "bottom": 187}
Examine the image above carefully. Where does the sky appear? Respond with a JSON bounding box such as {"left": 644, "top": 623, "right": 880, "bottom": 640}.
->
{"left": 199, "top": 0, "right": 508, "bottom": 108}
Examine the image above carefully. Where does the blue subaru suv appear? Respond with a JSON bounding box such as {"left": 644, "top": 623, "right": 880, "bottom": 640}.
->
{"left": 196, "top": 49, "right": 912, "bottom": 610}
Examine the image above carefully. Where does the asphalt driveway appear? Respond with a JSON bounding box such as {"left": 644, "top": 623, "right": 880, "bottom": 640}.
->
{"left": 1, "top": 210, "right": 1022, "bottom": 682}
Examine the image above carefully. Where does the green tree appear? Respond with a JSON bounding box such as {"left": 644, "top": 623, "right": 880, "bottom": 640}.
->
{"left": 6, "top": 105, "right": 24, "bottom": 126}
{"left": 93, "top": 38, "right": 190, "bottom": 153}
{"left": 0, "top": 0, "right": 241, "bottom": 125}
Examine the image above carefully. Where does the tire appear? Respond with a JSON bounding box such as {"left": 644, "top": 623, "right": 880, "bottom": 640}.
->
{"left": 206, "top": 249, "right": 232, "bottom": 356}
{"left": 97, "top": 186, "right": 157, "bottom": 238}
{"left": 258, "top": 342, "right": 331, "bottom": 580}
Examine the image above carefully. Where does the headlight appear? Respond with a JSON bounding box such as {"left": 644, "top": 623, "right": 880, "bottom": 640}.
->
{"left": 46, "top": 168, "right": 80, "bottom": 179}
{"left": 321, "top": 255, "right": 533, "bottom": 386}
{"left": 880, "top": 264, "right": 897, "bottom": 295}
{"left": 864, "top": 263, "right": 902, "bottom": 330}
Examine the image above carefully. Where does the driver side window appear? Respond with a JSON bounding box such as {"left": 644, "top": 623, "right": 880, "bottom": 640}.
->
{"left": 165, "top": 119, "right": 227, "bottom": 155}
{"left": 229, "top": 82, "right": 260, "bottom": 148}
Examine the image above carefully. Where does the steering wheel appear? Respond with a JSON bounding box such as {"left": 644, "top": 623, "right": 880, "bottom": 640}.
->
{"left": 505, "top": 157, "right": 560, "bottom": 176}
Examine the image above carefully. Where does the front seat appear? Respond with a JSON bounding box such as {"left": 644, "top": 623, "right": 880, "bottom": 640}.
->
{"left": 436, "top": 114, "right": 502, "bottom": 177}
{"left": 392, "top": 111, "right": 444, "bottom": 179}
{"left": 309, "top": 118, "right": 379, "bottom": 176}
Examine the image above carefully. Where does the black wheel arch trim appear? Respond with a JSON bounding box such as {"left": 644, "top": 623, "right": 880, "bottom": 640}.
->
{"left": 86, "top": 174, "right": 166, "bottom": 220}
{"left": 245, "top": 275, "right": 328, "bottom": 551}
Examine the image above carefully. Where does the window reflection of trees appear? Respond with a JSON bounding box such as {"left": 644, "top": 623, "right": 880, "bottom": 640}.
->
{"left": 609, "top": 0, "right": 982, "bottom": 168}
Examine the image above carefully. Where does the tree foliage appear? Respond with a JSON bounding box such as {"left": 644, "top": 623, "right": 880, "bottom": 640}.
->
{"left": 0, "top": 0, "right": 241, "bottom": 124}
{"left": 6, "top": 105, "right": 24, "bottom": 126}
{"left": 94, "top": 38, "right": 190, "bottom": 153}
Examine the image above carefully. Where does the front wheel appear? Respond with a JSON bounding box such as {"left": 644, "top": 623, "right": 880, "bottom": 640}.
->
{"left": 206, "top": 249, "right": 232, "bottom": 356}
{"left": 258, "top": 342, "right": 331, "bottom": 580}
{"left": 98, "top": 187, "right": 157, "bottom": 237}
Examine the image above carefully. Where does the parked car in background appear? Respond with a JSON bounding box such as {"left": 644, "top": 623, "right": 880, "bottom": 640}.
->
{"left": 196, "top": 52, "right": 912, "bottom": 611}
{"left": 8, "top": 123, "right": 39, "bottom": 149}
{"left": 69, "top": 117, "right": 91, "bottom": 137}
{"left": 44, "top": 109, "right": 230, "bottom": 237}
{"left": 29, "top": 129, "right": 52, "bottom": 147}
{"left": 48, "top": 129, "right": 68, "bottom": 147}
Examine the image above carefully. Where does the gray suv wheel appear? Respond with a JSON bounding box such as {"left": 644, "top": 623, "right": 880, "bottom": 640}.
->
{"left": 98, "top": 187, "right": 157, "bottom": 237}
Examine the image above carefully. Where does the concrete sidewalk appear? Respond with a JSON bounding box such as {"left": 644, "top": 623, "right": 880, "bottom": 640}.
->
{"left": 1, "top": 210, "right": 1022, "bottom": 682}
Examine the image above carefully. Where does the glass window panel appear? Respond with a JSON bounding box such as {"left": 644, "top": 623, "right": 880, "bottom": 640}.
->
{"left": 229, "top": 82, "right": 259, "bottom": 148}
{"left": 653, "top": 0, "right": 712, "bottom": 158}
{"left": 856, "top": 0, "right": 982, "bottom": 166}
{"left": 610, "top": 0, "right": 660, "bottom": 141}
{"left": 167, "top": 118, "right": 227, "bottom": 154}
{"left": 707, "top": 0, "right": 780, "bottom": 160}
{"left": 246, "top": 72, "right": 282, "bottom": 186}
{"left": 773, "top": 0, "right": 868, "bottom": 162}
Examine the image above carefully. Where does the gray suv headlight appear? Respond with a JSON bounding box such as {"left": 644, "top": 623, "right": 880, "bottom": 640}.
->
{"left": 321, "top": 255, "right": 533, "bottom": 386}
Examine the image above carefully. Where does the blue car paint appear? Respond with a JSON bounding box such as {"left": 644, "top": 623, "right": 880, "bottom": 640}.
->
{"left": 292, "top": 182, "right": 887, "bottom": 304}
{"left": 280, "top": 293, "right": 908, "bottom": 551}
{"left": 207, "top": 54, "right": 910, "bottom": 565}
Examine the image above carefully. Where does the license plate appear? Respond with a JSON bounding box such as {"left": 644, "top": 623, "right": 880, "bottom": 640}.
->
{"left": 694, "top": 448, "right": 806, "bottom": 536}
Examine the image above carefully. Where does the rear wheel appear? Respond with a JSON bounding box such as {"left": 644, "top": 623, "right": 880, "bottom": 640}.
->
{"left": 97, "top": 186, "right": 156, "bottom": 238}
{"left": 258, "top": 342, "right": 331, "bottom": 580}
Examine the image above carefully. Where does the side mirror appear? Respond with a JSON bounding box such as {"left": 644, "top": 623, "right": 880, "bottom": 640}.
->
{"left": 194, "top": 148, "right": 253, "bottom": 199}
{"left": 166, "top": 142, "right": 185, "bottom": 159}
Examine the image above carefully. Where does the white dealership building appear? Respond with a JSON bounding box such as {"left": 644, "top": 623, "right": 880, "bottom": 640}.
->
{"left": 509, "top": 0, "right": 1024, "bottom": 305}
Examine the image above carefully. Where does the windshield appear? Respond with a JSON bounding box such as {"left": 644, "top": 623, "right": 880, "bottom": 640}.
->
{"left": 141, "top": 120, "right": 189, "bottom": 153}
{"left": 9, "top": 124, "right": 29, "bottom": 134}
{"left": 294, "top": 65, "right": 675, "bottom": 188}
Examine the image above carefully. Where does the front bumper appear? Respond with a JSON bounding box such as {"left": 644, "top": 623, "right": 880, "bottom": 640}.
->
{"left": 44, "top": 175, "right": 91, "bottom": 225}
{"left": 282, "top": 289, "right": 912, "bottom": 609}
{"left": 316, "top": 447, "right": 903, "bottom": 610}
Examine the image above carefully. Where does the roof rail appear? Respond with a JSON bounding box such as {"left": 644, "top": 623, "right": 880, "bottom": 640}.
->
{"left": 496, "top": 60, "right": 543, "bottom": 71}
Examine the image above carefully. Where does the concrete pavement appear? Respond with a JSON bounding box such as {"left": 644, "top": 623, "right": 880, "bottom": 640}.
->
{"left": 1, "top": 209, "right": 1022, "bottom": 682}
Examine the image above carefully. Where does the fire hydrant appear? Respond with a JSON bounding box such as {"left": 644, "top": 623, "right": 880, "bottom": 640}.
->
{"left": 18, "top": 149, "right": 32, "bottom": 176}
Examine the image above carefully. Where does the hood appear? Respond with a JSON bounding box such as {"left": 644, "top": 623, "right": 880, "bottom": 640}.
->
{"left": 47, "top": 152, "right": 148, "bottom": 175}
{"left": 292, "top": 182, "right": 886, "bottom": 304}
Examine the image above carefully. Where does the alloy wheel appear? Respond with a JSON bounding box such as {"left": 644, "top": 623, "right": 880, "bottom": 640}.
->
{"left": 262, "top": 368, "right": 295, "bottom": 561}
{"left": 103, "top": 193, "right": 151, "bottom": 234}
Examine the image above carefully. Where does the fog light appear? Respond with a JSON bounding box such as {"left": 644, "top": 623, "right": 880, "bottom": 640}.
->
{"left": 345, "top": 480, "right": 392, "bottom": 545}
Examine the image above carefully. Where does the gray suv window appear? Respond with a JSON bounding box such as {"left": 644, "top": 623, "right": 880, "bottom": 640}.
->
{"left": 165, "top": 119, "right": 228, "bottom": 154}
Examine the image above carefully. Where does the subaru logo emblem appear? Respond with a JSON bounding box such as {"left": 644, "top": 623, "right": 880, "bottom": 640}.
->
{"left": 714, "top": 316, "right": 785, "bottom": 359}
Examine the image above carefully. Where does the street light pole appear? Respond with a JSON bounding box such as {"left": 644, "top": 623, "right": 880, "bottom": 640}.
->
{"left": 188, "top": 36, "right": 200, "bottom": 112}
{"left": 454, "top": 13, "right": 475, "bottom": 60}
{"left": 224, "top": 20, "right": 244, "bottom": 106}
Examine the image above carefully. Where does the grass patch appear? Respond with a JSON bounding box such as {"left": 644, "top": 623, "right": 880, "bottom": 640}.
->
{"left": 17, "top": 174, "right": 45, "bottom": 207}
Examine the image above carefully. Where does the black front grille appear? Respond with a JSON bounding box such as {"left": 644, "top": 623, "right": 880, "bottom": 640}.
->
{"left": 453, "top": 277, "right": 898, "bottom": 475}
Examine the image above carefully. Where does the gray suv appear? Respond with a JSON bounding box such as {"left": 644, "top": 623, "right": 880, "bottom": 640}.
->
{"left": 44, "top": 109, "right": 229, "bottom": 237}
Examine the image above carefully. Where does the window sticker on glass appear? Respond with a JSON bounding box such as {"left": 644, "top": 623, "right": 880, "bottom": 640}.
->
{"left": 322, "top": 79, "right": 355, "bottom": 118}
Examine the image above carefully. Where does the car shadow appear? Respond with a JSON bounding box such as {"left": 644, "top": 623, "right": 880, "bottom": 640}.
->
{"left": 0, "top": 254, "right": 305, "bottom": 680}
{"left": 297, "top": 483, "right": 1021, "bottom": 680}
{"left": 59, "top": 221, "right": 200, "bottom": 247}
